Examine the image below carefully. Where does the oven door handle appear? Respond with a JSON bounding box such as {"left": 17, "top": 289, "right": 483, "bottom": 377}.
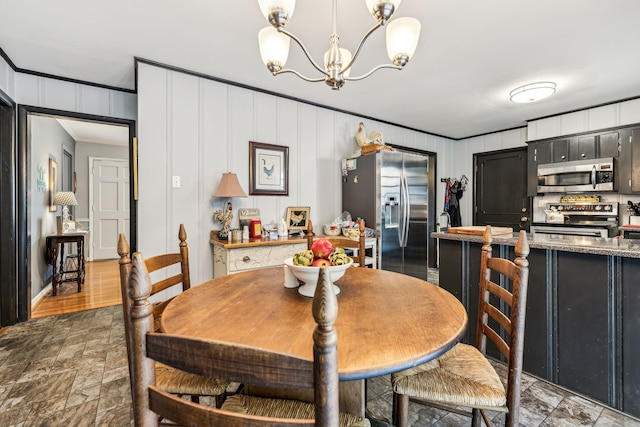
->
{"left": 532, "top": 227, "right": 606, "bottom": 237}
{"left": 592, "top": 165, "right": 597, "bottom": 189}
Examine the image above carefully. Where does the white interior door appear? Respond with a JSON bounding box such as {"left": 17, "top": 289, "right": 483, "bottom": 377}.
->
{"left": 90, "top": 158, "right": 129, "bottom": 260}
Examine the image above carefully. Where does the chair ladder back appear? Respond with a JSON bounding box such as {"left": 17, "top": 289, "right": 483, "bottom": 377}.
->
{"left": 147, "top": 333, "right": 314, "bottom": 389}
{"left": 144, "top": 253, "right": 182, "bottom": 273}
{"left": 128, "top": 254, "right": 341, "bottom": 427}
{"left": 149, "top": 273, "right": 184, "bottom": 295}
{"left": 144, "top": 224, "right": 191, "bottom": 294}
{"left": 477, "top": 226, "right": 530, "bottom": 427}
{"left": 316, "top": 219, "right": 366, "bottom": 267}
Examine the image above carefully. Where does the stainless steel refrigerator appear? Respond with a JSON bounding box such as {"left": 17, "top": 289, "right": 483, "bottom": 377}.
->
{"left": 342, "top": 151, "right": 428, "bottom": 280}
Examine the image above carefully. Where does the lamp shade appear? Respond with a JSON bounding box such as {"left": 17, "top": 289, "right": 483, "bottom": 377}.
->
{"left": 258, "top": 0, "right": 296, "bottom": 22}
{"left": 366, "top": 0, "right": 401, "bottom": 22}
{"left": 213, "top": 173, "right": 248, "bottom": 198}
{"left": 259, "top": 26, "right": 290, "bottom": 69}
{"left": 324, "top": 47, "right": 352, "bottom": 78}
{"left": 53, "top": 191, "right": 78, "bottom": 206}
{"left": 386, "top": 17, "right": 421, "bottom": 62}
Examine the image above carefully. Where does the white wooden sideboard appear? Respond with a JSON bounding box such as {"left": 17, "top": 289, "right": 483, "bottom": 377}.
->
{"left": 210, "top": 231, "right": 379, "bottom": 277}
{"left": 210, "top": 231, "right": 308, "bottom": 277}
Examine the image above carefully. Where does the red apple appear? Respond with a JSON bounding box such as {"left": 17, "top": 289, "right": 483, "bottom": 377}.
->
{"left": 312, "top": 258, "right": 331, "bottom": 267}
{"left": 311, "top": 238, "right": 333, "bottom": 259}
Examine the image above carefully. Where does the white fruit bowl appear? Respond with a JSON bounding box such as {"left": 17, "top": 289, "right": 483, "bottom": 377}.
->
{"left": 284, "top": 257, "right": 353, "bottom": 297}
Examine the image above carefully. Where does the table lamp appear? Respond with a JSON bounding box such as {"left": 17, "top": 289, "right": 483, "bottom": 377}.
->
{"left": 213, "top": 172, "right": 247, "bottom": 239}
{"left": 53, "top": 191, "right": 79, "bottom": 233}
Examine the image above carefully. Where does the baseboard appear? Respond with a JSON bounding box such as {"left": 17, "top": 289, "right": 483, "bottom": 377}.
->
{"left": 31, "top": 283, "right": 52, "bottom": 311}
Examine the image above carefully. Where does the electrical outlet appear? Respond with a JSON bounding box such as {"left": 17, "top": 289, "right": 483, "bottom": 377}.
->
{"left": 172, "top": 176, "right": 181, "bottom": 188}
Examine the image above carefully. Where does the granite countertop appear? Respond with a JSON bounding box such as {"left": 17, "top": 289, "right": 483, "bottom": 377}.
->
{"left": 432, "top": 231, "right": 640, "bottom": 259}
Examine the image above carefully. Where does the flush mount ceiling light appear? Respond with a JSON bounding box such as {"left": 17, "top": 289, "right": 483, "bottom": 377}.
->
{"left": 257, "top": 0, "right": 421, "bottom": 90}
{"left": 510, "top": 82, "right": 557, "bottom": 103}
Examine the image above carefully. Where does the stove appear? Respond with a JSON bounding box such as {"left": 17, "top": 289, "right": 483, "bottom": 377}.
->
{"left": 531, "top": 195, "right": 619, "bottom": 238}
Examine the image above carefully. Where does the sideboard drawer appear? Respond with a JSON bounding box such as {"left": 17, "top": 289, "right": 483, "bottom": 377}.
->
{"left": 213, "top": 242, "right": 307, "bottom": 276}
{"left": 228, "top": 244, "right": 306, "bottom": 272}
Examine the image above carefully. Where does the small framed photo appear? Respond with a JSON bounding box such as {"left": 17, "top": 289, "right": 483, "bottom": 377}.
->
{"left": 249, "top": 141, "right": 289, "bottom": 196}
{"left": 49, "top": 158, "right": 58, "bottom": 212}
{"left": 286, "top": 207, "right": 310, "bottom": 231}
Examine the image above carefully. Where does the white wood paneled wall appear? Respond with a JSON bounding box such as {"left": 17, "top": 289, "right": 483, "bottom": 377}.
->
{"left": 137, "top": 62, "right": 454, "bottom": 284}
{"left": 527, "top": 98, "right": 640, "bottom": 141}
{"left": 0, "top": 55, "right": 16, "bottom": 99}
{"left": 13, "top": 74, "right": 136, "bottom": 120}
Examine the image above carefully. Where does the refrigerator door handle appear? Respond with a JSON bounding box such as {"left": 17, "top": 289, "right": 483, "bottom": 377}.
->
{"left": 400, "top": 173, "right": 410, "bottom": 247}
{"left": 398, "top": 174, "right": 405, "bottom": 247}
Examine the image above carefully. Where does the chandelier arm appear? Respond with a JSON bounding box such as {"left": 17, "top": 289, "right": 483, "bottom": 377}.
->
{"left": 275, "top": 69, "right": 327, "bottom": 83}
{"left": 279, "top": 28, "right": 330, "bottom": 77}
{"left": 341, "top": 22, "right": 383, "bottom": 74}
{"left": 345, "top": 63, "right": 403, "bottom": 81}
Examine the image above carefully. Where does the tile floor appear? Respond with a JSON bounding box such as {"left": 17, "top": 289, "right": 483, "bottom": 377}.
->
{"left": 1, "top": 288, "right": 640, "bottom": 425}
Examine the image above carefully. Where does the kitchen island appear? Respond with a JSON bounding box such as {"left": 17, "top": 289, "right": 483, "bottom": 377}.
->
{"left": 434, "top": 230, "right": 640, "bottom": 418}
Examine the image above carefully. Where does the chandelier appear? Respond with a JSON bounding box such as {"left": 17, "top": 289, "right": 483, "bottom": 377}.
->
{"left": 257, "top": 0, "right": 421, "bottom": 90}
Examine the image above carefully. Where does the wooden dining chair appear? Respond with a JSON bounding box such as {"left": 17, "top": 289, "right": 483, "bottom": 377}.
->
{"left": 118, "top": 225, "right": 228, "bottom": 408}
{"left": 126, "top": 252, "right": 370, "bottom": 427}
{"left": 391, "top": 226, "right": 530, "bottom": 427}
{"left": 309, "top": 219, "right": 367, "bottom": 267}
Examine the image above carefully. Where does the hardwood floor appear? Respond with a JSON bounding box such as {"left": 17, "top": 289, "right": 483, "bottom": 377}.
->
{"left": 31, "top": 259, "right": 122, "bottom": 318}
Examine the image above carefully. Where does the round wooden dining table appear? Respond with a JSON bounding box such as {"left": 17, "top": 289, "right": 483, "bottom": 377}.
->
{"left": 161, "top": 266, "right": 467, "bottom": 417}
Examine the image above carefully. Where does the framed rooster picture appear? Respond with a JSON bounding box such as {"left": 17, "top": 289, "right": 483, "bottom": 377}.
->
{"left": 249, "top": 141, "right": 289, "bottom": 196}
{"left": 286, "top": 207, "right": 310, "bottom": 231}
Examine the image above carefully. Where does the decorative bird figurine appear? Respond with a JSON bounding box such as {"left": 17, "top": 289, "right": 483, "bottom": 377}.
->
{"left": 213, "top": 206, "right": 234, "bottom": 237}
{"left": 355, "top": 122, "right": 384, "bottom": 148}
{"left": 262, "top": 159, "right": 275, "bottom": 178}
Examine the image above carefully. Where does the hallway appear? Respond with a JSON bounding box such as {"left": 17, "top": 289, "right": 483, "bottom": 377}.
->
{"left": 32, "top": 260, "right": 121, "bottom": 319}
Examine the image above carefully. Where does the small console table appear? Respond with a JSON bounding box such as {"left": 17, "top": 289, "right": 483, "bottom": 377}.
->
{"left": 45, "top": 232, "right": 86, "bottom": 296}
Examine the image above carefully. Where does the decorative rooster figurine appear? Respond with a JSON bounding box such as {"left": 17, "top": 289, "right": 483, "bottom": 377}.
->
{"left": 355, "top": 122, "right": 384, "bottom": 148}
{"left": 213, "top": 205, "right": 233, "bottom": 238}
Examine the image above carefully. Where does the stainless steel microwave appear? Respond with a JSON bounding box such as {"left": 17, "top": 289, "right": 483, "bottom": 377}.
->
{"left": 537, "top": 157, "right": 615, "bottom": 193}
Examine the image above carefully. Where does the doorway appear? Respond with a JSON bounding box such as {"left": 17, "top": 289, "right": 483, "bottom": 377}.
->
{"left": 474, "top": 147, "right": 531, "bottom": 231}
{"left": 18, "top": 106, "right": 136, "bottom": 320}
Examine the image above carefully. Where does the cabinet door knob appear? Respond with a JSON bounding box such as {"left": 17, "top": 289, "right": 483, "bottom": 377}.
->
{"left": 561, "top": 155, "right": 566, "bottom": 159}
{"left": 521, "top": 216, "right": 528, "bottom": 222}
{"left": 243, "top": 256, "right": 250, "bottom": 262}
{"left": 581, "top": 153, "right": 586, "bottom": 157}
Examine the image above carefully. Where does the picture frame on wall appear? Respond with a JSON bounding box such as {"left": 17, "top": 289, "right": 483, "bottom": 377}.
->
{"left": 286, "top": 207, "right": 310, "bottom": 231}
{"left": 249, "top": 141, "right": 289, "bottom": 196}
{"left": 49, "top": 158, "right": 58, "bottom": 212}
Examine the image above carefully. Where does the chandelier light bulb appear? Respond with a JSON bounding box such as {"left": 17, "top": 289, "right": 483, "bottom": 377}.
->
{"left": 510, "top": 82, "right": 557, "bottom": 103}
